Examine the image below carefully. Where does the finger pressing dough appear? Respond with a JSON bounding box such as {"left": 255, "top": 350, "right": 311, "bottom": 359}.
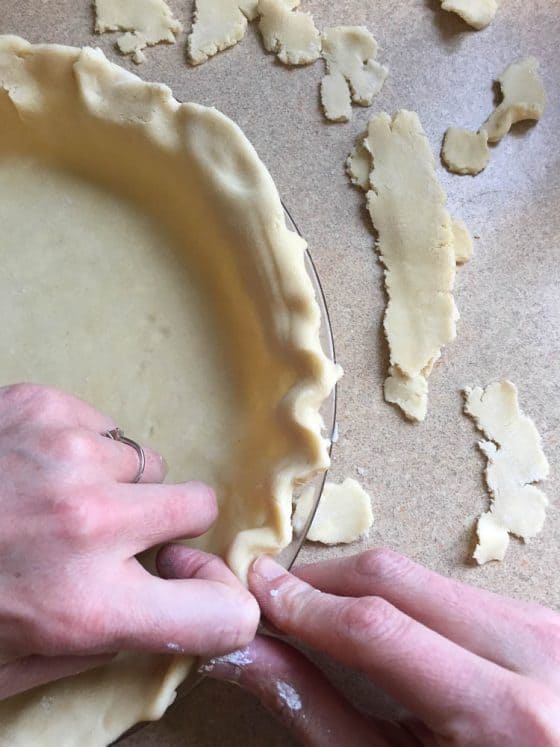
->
{"left": 257, "top": 0, "right": 320, "bottom": 66}
{"left": 94, "top": 0, "right": 182, "bottom": 64}
{"left": 293, "top": 478, "right": 373, "bottom": 544}
{"left": 440, "top": 0, "right": 497, "bottom": 30}
{"left": 187, "top": 0, "right": 258, "bottom": 65}
{"left": 441, "top": 127, "right": 490, "bottom": 176}
{"left": 464, "top": 381, "right": 550, "bottom": 564}
{"left": 442, "top": 58, "right": 545, "bottom": 176}
{"left": 320, "top": 27, "right": 388, "bottom": 123}
{"left": 0, "top": 36, "right": 339, "bottom": 746}
{"left": 346, "top": 112, "right": 459, "bottom": 421}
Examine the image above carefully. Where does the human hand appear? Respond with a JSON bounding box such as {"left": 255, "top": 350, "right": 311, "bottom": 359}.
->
{"left": 203, "top": 550, "right": 560, "bottom": 746}
{"left": 0, "top": 384, "right": 259, "bottom": 699}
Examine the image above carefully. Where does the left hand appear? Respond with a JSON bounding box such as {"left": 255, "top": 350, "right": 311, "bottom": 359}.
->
{"left": 191, "top": 549, "right": 560, "bottom": 746}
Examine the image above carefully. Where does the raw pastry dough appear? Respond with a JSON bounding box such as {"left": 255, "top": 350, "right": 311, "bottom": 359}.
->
{"left": 0, "top": 36, "right": 338, "bottom": 746}
{"left": 293, "top": 478, "right": 373, "bottom": 544}
{"left": 320, "top": 27, "right": 388, "bottom": 123}
{"left": 257, "top": 0, "right": 320, "bottom": 66}
{"left": 347, "top": 138, "right": 473, "bottom": 266}
{"left": 442, "top": 59, "right": 545, "bottom": 176}
{"left": 483, "top": 57, "right": 545, "bottom": 143}
{"left": 451, "top": 217, "right": 473, "bottom": 264}
{"left": 440, "top": 0, "right": 497, "bottom": 30}
{"left": 347, "top": 112, "right": 458, "bottom": 421}
{"left": 188, "top": 0, "right": 258, "bottom": 65}
{"left": 442, "top": 127, "right": 490, "bottom": 176}
{"left": 94, "top": 0, "right": 182, "bottom": 64}
{"left": 464, "top": 381, "right": 550, "bottom": 564}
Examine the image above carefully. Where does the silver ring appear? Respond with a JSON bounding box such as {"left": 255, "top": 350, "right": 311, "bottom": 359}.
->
{"left": 103, "top": 428, "right": 146, "bottom": 483}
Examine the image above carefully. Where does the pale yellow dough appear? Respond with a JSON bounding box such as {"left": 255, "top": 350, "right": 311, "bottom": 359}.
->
{"left": 451, "top": 217, "right": 473, "bottom": 264}
{"left": 442, "top": 58, "right": 545, "bottom": 176}
{"left": 464, "top": 381, "right": 550, "bottom": 564}
{"left": 442, "top": 127, "right": 490, "bottom": 176}
{"left": 347, "top": 112, "right": 458, "bottom": 421}
{"left": 441, "top": 0, "right": 497, "bottom": 30}
{"left": 320, "top": 26, "right": 388, "bottom": 123}
{"left": 94, "top": 0, "right": 182, "bottom": 64}
{"left": 483, "top": 57, "right": 545, "bottom": 142}
{"left": 257, "top": 0, "right": 320, "bottom": 66}
{"left": 293, "top": 479, "right": 373, "bottom": 544}
{"left": 0, "top": 36, "right": 338, "bottom": 746}
{"left": 188, "top": 0, "right": 259, "bottom": 64}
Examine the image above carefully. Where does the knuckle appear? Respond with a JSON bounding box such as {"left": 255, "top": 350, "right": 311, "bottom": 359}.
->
{"left": 355, "top": 547, "right": 416, "bottom": 584}
{"left": 50, "top": 429, "right": 94, "bottom": 464}
{"left": 52, "top": 496, "right": 105, "bottom": 544}
{"left": 339, "top": 596, "right": 407, "bottom": 647}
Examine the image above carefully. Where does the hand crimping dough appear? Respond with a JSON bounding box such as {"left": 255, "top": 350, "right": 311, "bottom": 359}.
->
{"left": 441, "top": 0, "right": 497, "bottom": 30}
{"left": 442, "top": 127, "right": 490, "bottom": 176}
{"left": 188, "top": 0, "right": 258, "bottom": 64}
{"left": 442, "top": 59, "right": 545, "bottom": 176}
{"left": 320, "top": 27, "right": 388, "bottom": 123}
{"left": 464, "top": 381, "right": 550, "bottom": 564}
{"left": 94, "top": 0, "right": 182, "bottom": 64}
{"left": 293, "top": 478, "right": 373, "bottom": 544}
{"left": 347, "top": 112, "right": 458, "bottom": 421}
{"left": 483, "top": 57, "right": 545, "bottom": 142}
{"left": 0, "top": 36, "right": 338, "bottom": 746}
{"left": 257, "top": 0, "right": 320, "bottom": 66}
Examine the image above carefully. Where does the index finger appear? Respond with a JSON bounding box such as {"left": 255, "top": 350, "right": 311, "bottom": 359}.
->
{"left": 249, "top": 556, "right": 523, "bottom": 737}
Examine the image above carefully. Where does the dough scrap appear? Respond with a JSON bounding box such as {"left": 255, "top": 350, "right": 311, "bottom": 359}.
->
{"left": 348, "top": 112, "right": 458, "bottom": 420}
{"left": 440, "top": 0, "right": 497, "bottom": 30}
{"left": 451, "top": 217, "right": 473, "bottom": 264}
{"left": 320, "top": 26, "right": 388, "bottom": 123}
{"left": 293, "top": 478, "right": 373, "bottom": 544}
{"left": 187, "top": 0, "right": 258, "bottom": 65}
{"left": 0, "top": 35, "right": 339, "bottom": 746}
{"left": 464, "top": 381, "right": 550, "bottom": 564}
{"left": 257, "top": 0, "right": 320, "bottom": 66}
{"left": 483, "top": 57, "right": 545, "bottom": 143}
{"left": 442, "top": 127, "right": 490, "bottom": 176}
{"left": 94, "top": 0, "right": 182, "bottom": 64}
{"left": 442, "top": 58, "right": 545, "bottom": 176}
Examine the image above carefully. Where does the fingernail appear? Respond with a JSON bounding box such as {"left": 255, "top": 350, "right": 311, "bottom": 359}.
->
{"left": 252, "top": 555, "right": 285, "bottom": 582}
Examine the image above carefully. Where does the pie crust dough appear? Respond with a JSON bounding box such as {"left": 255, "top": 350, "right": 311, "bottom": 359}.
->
{"left": 320, "top": 27, "right": 388, "bottom": 123}
{"left": 464, "top": 381, "right": 550, "bottom": 564}
{"left": 0, "top": 36, "right": 338, "bottom": 746}
{"left": 347, "top": 112, "right": 459, "bottom": 421}
{"left": 94, "top": 0, "right": 182, "bottom": 64}
{"left": 293, "top": 478, "right": 373, "bottom": 544}
{"left": 187, "top": 0, "right": 259, "bottom": 65}
{"left": 451, "top": 217, "right": 473, "bottom": 264}
{"left": 442, "top": 127, "right": 490, "bottom": 176}
{"left": 442, "top": 59, "right": 545, "bottom": 176}
{"left": 257, "top": 0, "right": 320, "bottom": 66}
{"left": 440, "top": 0, "right": 497, "bottom": 30}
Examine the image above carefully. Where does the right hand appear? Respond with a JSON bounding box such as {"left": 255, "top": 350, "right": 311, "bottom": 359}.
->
{"left": 0, "top": 383, "right": 259, "bottom": 699}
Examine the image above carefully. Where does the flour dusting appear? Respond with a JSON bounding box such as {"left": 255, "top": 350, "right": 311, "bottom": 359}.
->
{"left": 276, "top": 680, "right": 302, "bottom": 711}
{"left": 270, "top": 588, "right": 279, "bottom": 597}
{"left": 166, "top": 642, "right": 184, "bottom": 653}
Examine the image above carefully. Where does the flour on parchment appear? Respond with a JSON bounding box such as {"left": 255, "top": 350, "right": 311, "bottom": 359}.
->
{"left": 347, "top": 112, "right": 458, "bottom": 421}
{"left": 187, "top": 0, "right": 259, "bottom": 64}
{"left": 293, "top": 478, "right": 373, "bottom": 544}
{"left": 464, "top": 381, "right": 550, "bottom": 564}
{"left": 94, "top": 0, "right": 182, "bottom": 63}
{"left": 320, "top": 27, "right": 388, "bottom": 122}
{"left": 441, "top": 0, "right": 497, "bottom": 30}
{"left": 442, "top": 58, "right": 545, "bottom": 176}
{"left": 257, "top": 0, "right": 320, "bottom": 65}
